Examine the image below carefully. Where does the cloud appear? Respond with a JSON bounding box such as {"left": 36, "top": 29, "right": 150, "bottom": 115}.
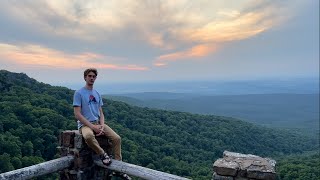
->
{"left": 152, "top": 0, "right": 296, "bottom": 65}
{"left": 0, "top": 0, "right": 301, "bottom": 67}
{"left": 0, "top": 1, "right": 287, "bottom": 42}
{"left": 0, "top": 43, "right": 148, "bottom": 70}
{"left": 183, "top": 12, "right": 269, "bottom": 42}
{"left": 154, "top": 44, "right": 217, "bottom": 66}
{"left": 173, "top": 1, "right": 290, "bottom": 43}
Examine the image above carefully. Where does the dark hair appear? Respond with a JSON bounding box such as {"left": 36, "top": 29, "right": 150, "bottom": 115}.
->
{"left": 84, "top": 68, "right": 98, "bottom": 78}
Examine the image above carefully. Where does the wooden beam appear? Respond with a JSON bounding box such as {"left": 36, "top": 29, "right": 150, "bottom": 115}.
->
{"left": 0, "top": 156, "right": 74, "bottom": 180}
{"left": 94, "top": 159, "right": 191, "bottom": 180}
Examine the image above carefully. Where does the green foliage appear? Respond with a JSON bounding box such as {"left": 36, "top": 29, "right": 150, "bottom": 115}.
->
{"left": 11, "top": 156, "right": 22, "bottom": 169}
{"left": 0, "top": 70, "right": 76, "bottom": 175}
{"left": 22, "top": 141, "right": 34, "bottom": 156}
{"left": 21, "top": 156, "right": 44, "bottom": 167}
{"left": 0, "top": 153, "right": 14, "bottom": 173}
{"left": 105, "top": 93, "right": 319, "bottom": 135}
{"left": 276, "top": 152, "right": 320, "bottom": 180}
{"left": 104, "top": 100, "right": 318, "bottom": 179}
{"left": 0, "top": 70, "right": 319, "bottom": 179}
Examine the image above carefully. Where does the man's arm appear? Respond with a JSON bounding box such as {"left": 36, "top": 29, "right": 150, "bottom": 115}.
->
{"left": 74, "top": 106, "right": 101, "bottom": 133}
{"left": 99, "top": 107, "right": 105, "bottom": 125}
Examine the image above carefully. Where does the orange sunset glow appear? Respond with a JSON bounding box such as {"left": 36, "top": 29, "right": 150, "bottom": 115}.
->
{"left": 0, "top": 43, "right": 148, "bottom": 70}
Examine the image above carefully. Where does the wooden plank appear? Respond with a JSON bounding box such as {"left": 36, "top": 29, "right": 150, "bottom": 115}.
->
{"left": 94, "top": 159, "right": 191, "bottom": 180}
{"left": 0, "top": 156, "right": 74, "bottom": 180}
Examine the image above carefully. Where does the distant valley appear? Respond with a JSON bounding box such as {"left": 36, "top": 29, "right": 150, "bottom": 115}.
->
{"left": 104, "top": 93, "right": 319, "bottom": 134}
{"left": 92, "top": 78, "right": 319, "bottom": 95}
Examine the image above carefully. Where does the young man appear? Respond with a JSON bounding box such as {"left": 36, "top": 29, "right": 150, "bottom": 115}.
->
{"left": 73, "top": 68, "right": 131, "bottom": 180}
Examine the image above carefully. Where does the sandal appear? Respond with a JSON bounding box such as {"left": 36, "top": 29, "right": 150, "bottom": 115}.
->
{"left": 113, "top": 172, "right": 132, "bottom": 180}
{"left": 100, "top": 153, "right": 112, "bottom": 166}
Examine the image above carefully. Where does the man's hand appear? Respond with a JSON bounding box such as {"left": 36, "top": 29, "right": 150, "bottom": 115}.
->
{"left": 92, "top": 124, "right": 105, "bottom": 136}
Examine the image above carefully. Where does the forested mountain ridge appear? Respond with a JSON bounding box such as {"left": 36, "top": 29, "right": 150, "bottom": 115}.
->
{"left": 104, "top": 92, "right": 319, "bottom": 135}
{"left": 0, "top": 70, "right": 76, "bottom": 175}
{"left": 0, "top": 70, "right": 319, "bottom": 179}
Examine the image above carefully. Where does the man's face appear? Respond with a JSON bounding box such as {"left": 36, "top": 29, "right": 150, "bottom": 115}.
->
{"left": 85, "top": 72, "right": 97, "bottom": 85}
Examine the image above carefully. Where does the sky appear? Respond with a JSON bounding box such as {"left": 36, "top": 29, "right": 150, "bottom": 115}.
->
{"left": 0, "top": 0, "right": 319, "bottom": 86}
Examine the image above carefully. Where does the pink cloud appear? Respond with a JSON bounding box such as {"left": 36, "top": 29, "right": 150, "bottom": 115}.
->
{"left": 154, "top": 44, "right": 217, "bottom": 66}
{"left": 0, "top": 43, "right": 148, "bottom": 71}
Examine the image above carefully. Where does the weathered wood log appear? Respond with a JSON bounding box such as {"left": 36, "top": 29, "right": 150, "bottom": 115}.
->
{"left": 94, "top": 159, "right": 190, "bottom": 180}
{"left": 0, "top": 156, "right": 74, "bottom": 180}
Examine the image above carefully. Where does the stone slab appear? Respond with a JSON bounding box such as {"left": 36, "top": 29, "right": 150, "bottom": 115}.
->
{"left": 213, "top": 158, "right": 239, "bottom": 176}
{"left": 213, "top": 151, "right": 276, "bottom": 180}
{"left": 212, "top": 172, "right": 234, "bottom": 180}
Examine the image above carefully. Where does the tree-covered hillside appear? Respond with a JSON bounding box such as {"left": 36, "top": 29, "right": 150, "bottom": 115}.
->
{"left": 104, "top": 93, "right": 319, "bottom": 135}
{"left": 277, "top": 152, "right": 320, "bottom": 180}
{"left": 0, "top": 70, "right": 319, "bottom": 179}
{"left": 0, "top": 70, "right": 76, "bottom": 174}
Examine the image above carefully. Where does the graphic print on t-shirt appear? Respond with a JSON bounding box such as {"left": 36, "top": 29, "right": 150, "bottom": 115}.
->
{"left": 89, "top": 95, "right": 97, "bottom": 104}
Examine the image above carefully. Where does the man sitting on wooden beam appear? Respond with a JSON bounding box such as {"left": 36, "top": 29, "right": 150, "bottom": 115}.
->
{"left": 73, "top": 68, "right": 131, "bottom": 180}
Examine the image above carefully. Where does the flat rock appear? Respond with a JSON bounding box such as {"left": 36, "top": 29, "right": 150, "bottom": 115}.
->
{"left": 213, "top": 151, "right": 276, "bottom": 180}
